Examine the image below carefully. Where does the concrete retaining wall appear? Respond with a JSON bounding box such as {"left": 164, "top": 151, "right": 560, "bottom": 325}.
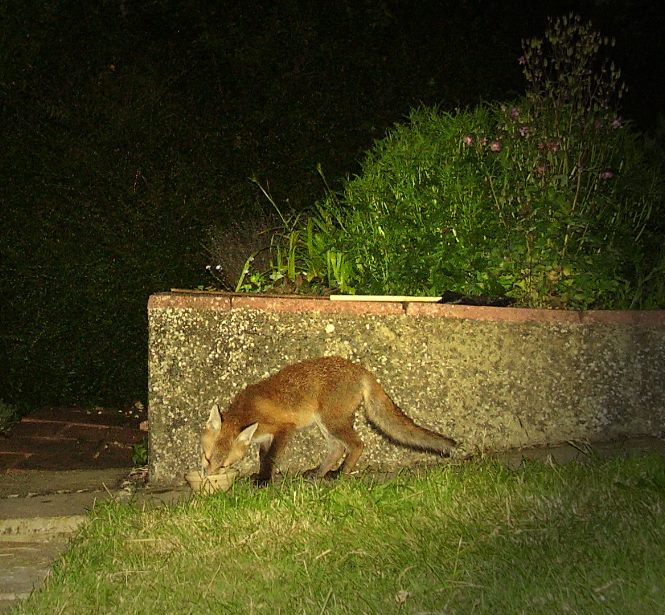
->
{"left": 147, "top": 291, "right": 665, "bottom": 485}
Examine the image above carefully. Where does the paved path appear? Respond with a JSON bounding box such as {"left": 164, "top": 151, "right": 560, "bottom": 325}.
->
{"left": 0, "top": 406, "right": 146, "bottom": 475}
{"left": 0, "top": 405, "right": 168, "bottom": 613}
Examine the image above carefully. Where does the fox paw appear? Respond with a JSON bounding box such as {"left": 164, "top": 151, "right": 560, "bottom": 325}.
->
{"left": 302, "top": 468, "right": 341, "bottom": 481}
{"left": 250, "top": 473, "right": 271, "bottom": 487}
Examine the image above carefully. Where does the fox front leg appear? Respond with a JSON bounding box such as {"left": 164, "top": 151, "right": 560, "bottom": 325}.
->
{"left": 252, "top": 429, "right": 292, "bottom": 485}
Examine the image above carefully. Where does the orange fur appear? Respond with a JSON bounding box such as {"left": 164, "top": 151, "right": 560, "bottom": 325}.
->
{"left": 201, "top": 356, "right": 456, "bottom": 484}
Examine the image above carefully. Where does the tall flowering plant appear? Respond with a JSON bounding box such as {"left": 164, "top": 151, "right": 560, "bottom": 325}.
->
{"left": 238, "top": 14, "right": 664, "bottom": 309}
{"left": 453, "top": 13, "right": 660, "bottom": 307}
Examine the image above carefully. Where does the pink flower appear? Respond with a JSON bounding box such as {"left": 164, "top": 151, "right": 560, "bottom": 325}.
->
{"left": 611, "top": 117, "right": 623, "bottom": 129}
{"left": 599, "top": 169, "right": 614, "bottom": 180}
{"left": 534, "top": 165, "right": 546, "bottom": 176}
{"left": 510, "top": 106, "right": 521, "bottom": 119}
{"left": 463, "top": 134, "right": 473, "bottom": 146}
{"left": 490, "top": 141, "right": 502, "bottom": 152}
{"left": 518, "top": 125, "right": 530, "bottom": 137}
{"left": 518, "top": 55, "right": 526, "bottom": 65}
{"left": 479, "top": 137, "right": 488, "bottom": 146}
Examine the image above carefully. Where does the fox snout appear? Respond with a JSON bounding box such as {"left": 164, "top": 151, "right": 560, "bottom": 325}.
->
{"left": 201, "top": 452, "right": 214, "bottom": 475}
{"left": 200, "top": 405, "right": 261, "bottom": 475}
{"left": 200, "top": 434, "right": 227, "bottom": 477}
{"left": 200, "top": 440, "right": 231, "bottom": 476}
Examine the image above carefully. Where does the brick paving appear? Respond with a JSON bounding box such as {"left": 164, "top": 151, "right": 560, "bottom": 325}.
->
{"left": 0, "top": 406, "right": 147, "bottom": 472}
{"left": 0, "top": 406, "right": 150, "bottom": 612}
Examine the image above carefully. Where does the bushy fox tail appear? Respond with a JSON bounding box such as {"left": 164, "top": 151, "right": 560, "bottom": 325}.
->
{"left": 361, "top": 374, "right": 456, "bottom": 455}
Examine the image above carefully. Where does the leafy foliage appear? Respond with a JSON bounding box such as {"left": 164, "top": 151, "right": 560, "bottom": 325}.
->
{"left": 4, "top": 0, "right": 549, "bottom": 407}
{"left": 240, "top": 15, "right": 665, "bottom": 309}
{"left": 131, "top": 438, "right": 149, "bottom": 466}
{"left": 0, "top": 400, "right": 20, "bottom": 434}
{"left": 2, "top": 2, "right": 664, "bottom": 407}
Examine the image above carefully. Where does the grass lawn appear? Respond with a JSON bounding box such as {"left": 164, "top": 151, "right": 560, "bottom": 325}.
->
{"left": 14, "top": 454, "right": 665, "bottom": 614}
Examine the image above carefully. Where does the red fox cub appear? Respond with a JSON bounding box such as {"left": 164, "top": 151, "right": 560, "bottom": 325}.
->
{"left": 201, "top": 356, "right": 457, "bottom": 484}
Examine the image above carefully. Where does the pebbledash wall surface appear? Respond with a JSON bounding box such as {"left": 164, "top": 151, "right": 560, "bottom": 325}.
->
{"left": 147, "top": 291, "right": 665, "bottom": 485}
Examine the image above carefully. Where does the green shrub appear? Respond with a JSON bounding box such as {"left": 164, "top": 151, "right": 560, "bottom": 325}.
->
{"left": 242, "top": 14, "right": 665, "bottom": 309}
{"left": 0, "top": 400, "right": 20, "bottom": 434}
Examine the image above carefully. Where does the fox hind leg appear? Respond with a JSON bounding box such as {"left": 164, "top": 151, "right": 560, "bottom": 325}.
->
{"left": 330, "top": 424, "right": 364, "bottom": 475}
{"left": 313, "top": 438, "right": 348, "bottom": 478}
{"left": 306, "top": 415, "right": 364, "bottom": 479}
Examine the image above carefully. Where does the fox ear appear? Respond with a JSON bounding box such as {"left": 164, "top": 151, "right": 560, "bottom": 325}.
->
{"left": 236, "top": 422, "right": 259, "bottom": 445}
{"left": 206, "top": 404, "right": 223, "bottom": 431}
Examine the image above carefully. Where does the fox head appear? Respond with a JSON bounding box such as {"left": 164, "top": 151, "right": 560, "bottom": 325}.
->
{"left": 200, "top": 404, "right": 259, "bottom": 475}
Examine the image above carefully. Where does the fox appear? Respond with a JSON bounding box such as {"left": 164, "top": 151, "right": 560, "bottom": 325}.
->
{"left": 201, "top": 356, "right": 457, "bottom": 484}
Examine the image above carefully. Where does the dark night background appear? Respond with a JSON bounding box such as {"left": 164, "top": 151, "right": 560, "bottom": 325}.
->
{"left": 1, "top": 0, "right": 663, "bottom": 410}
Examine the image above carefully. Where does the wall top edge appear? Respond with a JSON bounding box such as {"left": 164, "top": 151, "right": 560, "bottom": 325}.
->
{"left": 147, "top": 291, "right": 665, "bottom": 325}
